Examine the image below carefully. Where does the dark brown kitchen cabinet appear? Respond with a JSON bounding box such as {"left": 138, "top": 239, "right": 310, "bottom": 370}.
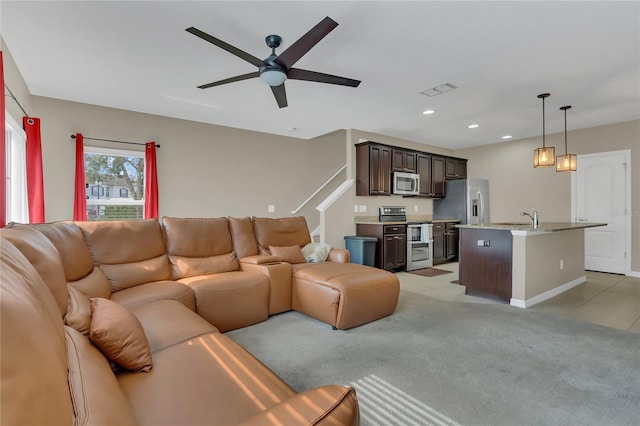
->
{"left": 459, "top": 228, "right": 512, "bottom": 302}
{"left": 392, "top": 149, "right": 417, "bottom": 173}
{"left": 433, "top": 221, "right": 459, "bottom": 265}
{"left": 356, "top": 142, "right": 392, "bottom": 196}
{"left": 431, "top": 156, "right": 446, "bottom": 198}
{"left": 445, "top": 158, "right": 467, "bottom": 180}
{"left": 356, "top": 223, "right": 406, "bottom": 271}
{"left": 416, "top": 154, "right": 432, "bottom": 196}
{"left": 445, "top": 223, "right": 459, "bottom": 260}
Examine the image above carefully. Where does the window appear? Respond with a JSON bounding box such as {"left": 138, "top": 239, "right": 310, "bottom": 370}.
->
{"left": 84, "top": 146, "right": 144, "bottom": 221}
{"left": 5, "top": 114, "right": 28, "bottom": 223}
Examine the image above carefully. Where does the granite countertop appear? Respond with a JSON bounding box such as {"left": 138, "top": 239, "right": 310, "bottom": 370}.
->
{"left": 455, "top": 222, "right": 607, "bottom": 232}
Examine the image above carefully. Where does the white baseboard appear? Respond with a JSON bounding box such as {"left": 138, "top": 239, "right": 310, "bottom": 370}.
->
{"left": 627, "top": 270, "right": 640, "bottom": 278}
{"left": 510, "top": 275, "right": 586, "bottom": 309}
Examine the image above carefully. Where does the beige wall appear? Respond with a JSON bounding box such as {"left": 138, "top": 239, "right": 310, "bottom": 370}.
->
{"left": 511, "top": 230, "right": 585, "bottom": 302}
{"left": 455, "top": 120, "right": 639, "bottom": 272}
{"left": 31, "top": 96, "right": 345, "bottom": 230}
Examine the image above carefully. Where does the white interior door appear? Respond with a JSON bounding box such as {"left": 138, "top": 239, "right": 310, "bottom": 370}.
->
{"left": 572, "top": 151, "right": 628, "bottom": 274}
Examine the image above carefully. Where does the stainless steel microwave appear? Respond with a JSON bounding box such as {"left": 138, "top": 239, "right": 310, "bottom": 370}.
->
{"left": 393, "top": 172, "right": 420, "bottom": 195}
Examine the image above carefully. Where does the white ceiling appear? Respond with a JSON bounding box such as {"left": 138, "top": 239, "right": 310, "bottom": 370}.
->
{"left": 2, "top": 1, "right": 639, "bottom": 149}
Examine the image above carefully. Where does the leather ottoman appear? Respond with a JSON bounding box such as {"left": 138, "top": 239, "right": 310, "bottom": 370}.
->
{"left": 291, "top": 263, "right": 399, "bottom": 330}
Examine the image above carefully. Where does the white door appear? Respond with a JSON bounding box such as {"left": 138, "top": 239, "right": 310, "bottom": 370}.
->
{"left": 572, "top": 151, "right": 628, "bottom": 274}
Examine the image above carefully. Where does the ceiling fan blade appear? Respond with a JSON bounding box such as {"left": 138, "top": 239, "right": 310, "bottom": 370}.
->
{"left": 274, "top": 17, "right": 338, "bottom": 69}
{"left": 288, "top": 68, "right": 361, "bottom": 87}
{"left": 186, "top": 27, "right": 263, "bottom": 67}
{"left": 197, "top": 72, "right": 260, "bottom": 89}
{"left": 270, "top": 84, "right": 288, "bottom": 108}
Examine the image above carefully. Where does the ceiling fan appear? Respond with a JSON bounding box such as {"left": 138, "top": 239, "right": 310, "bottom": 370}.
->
{"left": 186, "top": 17, "right": 361, "bottom": 108}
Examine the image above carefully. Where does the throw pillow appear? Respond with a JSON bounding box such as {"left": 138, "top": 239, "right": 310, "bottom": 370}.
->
{"left": 65, "top": 285, "right": 92, "bottom": 336}
{"left": 89, "top": 297, "right": 153, "bottom": 372}
{"left": 269, "top": 245, "right": 306, "bottom": 264}
{"left": 302, "top": 243, "right": 332, "bottom": 262}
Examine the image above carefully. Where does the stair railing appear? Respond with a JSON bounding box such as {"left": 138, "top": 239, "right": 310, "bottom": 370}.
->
{"left": 290, "top": 164, "right": 346, "bottom": 215}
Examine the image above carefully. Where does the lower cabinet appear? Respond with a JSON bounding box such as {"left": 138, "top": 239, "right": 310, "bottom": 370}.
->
{"left": 356, "top": 223, "right": 407, "bottom": 271}
{"left": 433, "top": 221, "right": 459, "bottom": 265}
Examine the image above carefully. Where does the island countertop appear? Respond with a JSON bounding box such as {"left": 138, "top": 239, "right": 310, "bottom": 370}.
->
{"left": 455, "top": 222, "right": 606, "bottom": 233}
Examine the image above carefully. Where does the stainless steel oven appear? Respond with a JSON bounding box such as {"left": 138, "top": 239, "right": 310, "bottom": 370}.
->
{"left": 406, "top": 223, "right": 433, "bottom": 271}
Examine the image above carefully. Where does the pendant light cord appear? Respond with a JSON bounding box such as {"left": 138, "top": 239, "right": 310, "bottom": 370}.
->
{"left": 542, "top": 96, "right": 546, "bottom": 148}
{"left": 560, "top": 105, "right": 572, "bottom": 154}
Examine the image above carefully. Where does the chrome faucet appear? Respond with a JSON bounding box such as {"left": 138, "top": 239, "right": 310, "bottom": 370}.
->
{"left": 521, "top": 209, "right": 539, "bottom": 228}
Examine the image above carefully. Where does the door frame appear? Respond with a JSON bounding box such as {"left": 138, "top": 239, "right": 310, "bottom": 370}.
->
{"left": 571, "top": 149, "right": 631, "bottom": 275}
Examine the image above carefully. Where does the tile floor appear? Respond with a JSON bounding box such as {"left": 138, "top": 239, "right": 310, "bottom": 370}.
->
{"left": 397, "top": 262, "right": 640, "bottom": 333}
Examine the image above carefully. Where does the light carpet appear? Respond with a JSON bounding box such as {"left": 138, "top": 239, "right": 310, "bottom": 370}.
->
{"left": 227, "top": 290, "right": 640, "bottom": 426}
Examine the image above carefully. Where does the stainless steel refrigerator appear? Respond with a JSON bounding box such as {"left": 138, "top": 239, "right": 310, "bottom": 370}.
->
{"left": 433, "top": 178, "right": 490, "bottom": 225}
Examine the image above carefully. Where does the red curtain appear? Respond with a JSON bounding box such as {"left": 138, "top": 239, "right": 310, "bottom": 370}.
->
{"left": 0, "top": 51, "right": 6, "bottom": 227}
{"left": 73, "top": 133, "right": 87, "bottom": 221}
{"left": 144, "top": 142, "right": 158, "bottom": 219}
{"left": 24, "top": 117, "right": 45, "bottom": 223}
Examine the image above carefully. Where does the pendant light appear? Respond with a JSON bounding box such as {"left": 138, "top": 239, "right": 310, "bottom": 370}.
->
{"left": 556, "top": 105, "right": 577, "bottom": 172}
{"left": 533, "top": 93, "right": 555, "bottom": 167}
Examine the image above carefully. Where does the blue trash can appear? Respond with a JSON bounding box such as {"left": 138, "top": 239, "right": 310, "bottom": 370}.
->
{"left": 344, "top": 236, "right": 377, "bottom": 266}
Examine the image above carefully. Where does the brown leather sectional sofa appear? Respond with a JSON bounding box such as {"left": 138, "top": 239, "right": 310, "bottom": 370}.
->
{"left": 1, "top": 215, "right": 400, "bottom": 425}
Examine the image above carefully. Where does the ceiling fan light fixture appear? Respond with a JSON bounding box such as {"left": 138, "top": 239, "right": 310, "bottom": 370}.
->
{"left": 260, "top": 68, "right": 287, "bottom": 86}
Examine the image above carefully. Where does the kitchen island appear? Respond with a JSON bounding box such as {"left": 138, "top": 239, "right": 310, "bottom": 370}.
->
{"left": 456, "top": 222, "right": 607, "bottom": 307}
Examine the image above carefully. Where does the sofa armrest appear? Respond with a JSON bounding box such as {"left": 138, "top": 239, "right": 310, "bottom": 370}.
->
{"left": 328, "top": 248, "right": 350, "bottom": 264}
{"left": 240, "top": 255, "right": 281, "bottom": 265}
{"left": 238, "top": 385, "right": 359, "bottom": 426}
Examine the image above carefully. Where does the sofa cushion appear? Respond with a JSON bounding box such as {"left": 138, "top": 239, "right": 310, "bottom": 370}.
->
{"left": 99, "top": 254, "right": 172, "bottom": 291}
{"left": 0, "top": 239, "right": 74, "bottom": 425}
{"left": 65, "top": 326, "right": 137, "bottom": 426}
{"left": 253, "top": 216, "right": 312, "bottom": 255}
{"left": 69, "top": 266, "right": 112, "bottom": 299}
{"left": 78, "top": 219, "right": 171, "bottom": 289}
{"left": 163, "top": 217, "right": 240, "bottom": 278}
{"left": 238, "top": 385, "right": 359, "bottom": 426}
{"left": 109, "top": 280, "right": 196, "bottom": 311}
{"left": 34, "top": 222, "right": 95, "bottom": 281}
{"left": 36, "top": 222, "right": 113, "bottom": 298}
{"left": 229, "top": 216, "right": 259, "bottom": 258}
{"left": 130, "top": 300, "right": 219, "bottom": 353}
{"left": 117, "top": 333, "right": 297, "bottom": 425}
{"left": 179, "top": 271, "right": 270, "bottom": 332}
{"left": 90, "top": 297, "right": 153, "bottom": 372}
{"left": 269, "top": 245, "right": 306, "bottom": 264}
{"left": 1, "top": 226, "right": 69, "bottom": 316}
{"left": 65, "top": 285, "right": 92, "bottom": 336}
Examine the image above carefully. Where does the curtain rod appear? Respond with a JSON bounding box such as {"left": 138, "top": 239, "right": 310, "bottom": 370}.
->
{"left": 70, "top": 134, "right": 160, "bottom": 148}
{"left": 4, "top": 84, "right": 34, "bottom": 124}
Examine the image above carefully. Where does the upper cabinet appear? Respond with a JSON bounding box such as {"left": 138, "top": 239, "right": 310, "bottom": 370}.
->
{"left": 416, "top": 153, "right": 432, "bottom": 196}
{"left": 356, "top": 142, "right": 392, "bottom": 196}
{"left": 431, "top": 156, "right": 446, "bottom": 198}
{"left": 445, "top": 158, "right": 467, "bottom": 180}
{"left": 356, "top": 141, "right": 466, "bottom": 197}
{"left": 391, "top": 149, "right": 417, "bottom": 173}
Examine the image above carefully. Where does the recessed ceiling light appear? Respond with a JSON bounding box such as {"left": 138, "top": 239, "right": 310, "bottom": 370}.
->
{"left": 502, "top": 135, "right": 513, "bottom": 139}
{"left": 423, "top": 109, "right": 435, "bottom": 115}
{"left": 467, "top": 124, "right": 479, "bottom": 129}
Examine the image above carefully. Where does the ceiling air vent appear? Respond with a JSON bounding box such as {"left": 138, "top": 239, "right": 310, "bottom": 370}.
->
{"left": 421, "top": 83, "right": 457, "bottom": 97}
